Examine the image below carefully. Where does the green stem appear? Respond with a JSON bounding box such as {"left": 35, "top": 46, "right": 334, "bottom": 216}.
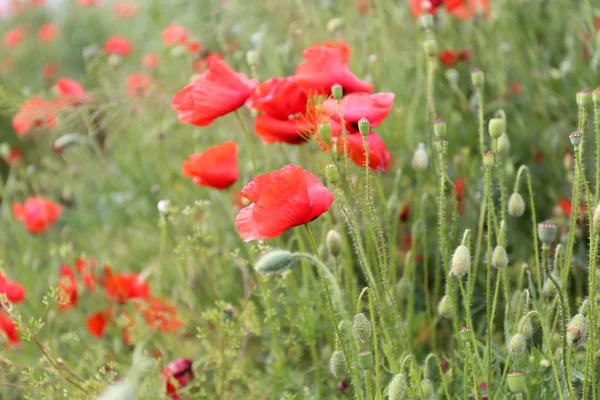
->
{"left": 235, "top": 110, "right": 257, "bottom": 176}
{"left": 594, "top": 101, "right": 600, "bottom": 204}
{"left": 466, "top": 343, "right": 479, "bottom": 400}
{"left": 367, "top": 289, "right": 381, "bottom": 399}
{"left": 485, "top": 165, "right": 494, "bottom": 390}
{"left": 476, "top": 88, "right": 485, "bottom": 157}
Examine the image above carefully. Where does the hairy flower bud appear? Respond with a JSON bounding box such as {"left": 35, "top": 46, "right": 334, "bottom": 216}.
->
{"left": 593, "top": 88, "right": 600, "bottom": 105}
{"left": 420, "top": 14, "right": 434, "bottom": 29}
{"left": 492, "top": 245, "right": 508, "bottom": 268}
{"left": 538, "top": 220, "right": 558, "bottom": 244}
{"left": 458, "top": 326, "right": 472, "bottom": 342}
{"left": 388, "top": 374, "right": 407, "bottom": 400}
{"left": 483, "top": 151, "right": 495, "bottom": 168}
{"left": 434, "top": 119, "right": 447, "bottom": 139}
{"left": 509, "top": 333, "right": 527, "bottom": 355}
{"left": 420, "top": 378, "right": 434, "bottom": 399}
{"left": 508, "top": 192, "right": 525, "bottom": 217}
{"left": 254, "top": 250, "right": 293, "bottom": 275}
{"left": 325, "top": 163, "right": 339, "bottom": 185}
{"left": 488, "top": 117, "right": 505, "bottom": 139}
{"left": 451, "top": 245, "right": 470, "bottom": 278}
{"left": 326, "top": 230, "right": 342, "bottom": 257}
{"left": 331, "top": 84, "right": 343, "bottom": 100}
{"left": 329, "top": 351, "right": 347, "bottom": 378}
{"left": 412, "top": 143, "right": 429, "bottom": 171}
{"left": 358, "top": 117, "right": 370, "bottom": 136}
{"left": 423, "top": 39, "right": 437, "bottom": 57}
{"left": 246, "top": 50, "right": 259, "bottom": 67}
{"left": 438, "top": 295, "right": 453, "bottom": 319}
{"left": 576, "top": 89, "right": 592, "bottom": 107}
{"left": 507, "top": 370, "right": 526, "bottom": 394}
{"left": 357, "top": 348, "right": 373, "bottom": 371}
{"left": 396, "top": 277, "right": 414, "bottom": 301}
{"left": 569, "top": 131, "right": 582, "bottom": 147}
{"left": 543, "top": 277, "right": 558, "bottom": 298}
{"left": 518, "top": 316, "right": 533, "bottom": 339}
{"left": 498, "top": 132, "right": 510, "bottom": 157}
{"left": 318, "top": 122, "right": 332, "bottom": 143}
{"left": 353, "top": 313, "right": 372, "bottom": 343}
{"left": 567, "top": 313, "right": 589, "bottom": 345}
{"left": 471, "top": 68, "right": 484, "bottom": 88}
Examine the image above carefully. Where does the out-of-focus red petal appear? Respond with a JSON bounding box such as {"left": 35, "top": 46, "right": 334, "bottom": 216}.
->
{"left": 337, "top": 132, "right": 391, "bottom": 172}
{"left": 87, "top": 311, "right": 108, "bottom": 338}
{"left": 322, "top": 92, "right": 394, "bottom": 129}
{"left": 254, "top": 115, "right": 312, "bottom": 144}
{"left": 182, "top": 141, "right": 239, "bottom": 189}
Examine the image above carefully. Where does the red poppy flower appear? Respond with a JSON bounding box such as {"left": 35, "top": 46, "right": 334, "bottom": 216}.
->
{"left": 322, "top": 92, "right": 394, "bottom": 130}
{"left": 439, "top": 50, "right": 460, "bottom": 67}
{"left": 55, "top": 78, "right": 92, "bottom": 107}
{"left": 37, "top": 23, "right": 58, "bottom": 43}
{"left": 139, "top": 298, "right": 182, "bottom": 332}
{"left": 12, "top": 96, "right": 57, "bottom": 135}
{"left": 295, "top": 44, "right": 373, "bottom": 95}
{"left": 182, "top": 141, "right": 239, "bottom": 189}
{"left": 162, "top": 358, "right": 194, "bottom": 400}
{"left": 235, "top": 164, "right": 334, "bottom": 241}
{"left": 13, "top": 197, "right": 63, "bottom": 234}
{"left": 125, "top": 73, "right": 153, "bottom": 97}
{"left": 247, "top": 77, "right": 307, "bottom": 120}
{"left": 0, "top": 274, "right": 25, "bottom": 304}
{"left": 454, "top": 177, "right": 466, "bottom": 214}
{"left": 113, "top": 1, "right": 138, "bottom": 19}
{"left": 171, "top": 60, "right": 258, "bottom": 126}
{"left": 0, "top": 312, "right": 19, "bottom": 345}
{"left": 141, "top": 52, "right": 160, "bottom": 69}
{"left": 323, "top": 40, "right": 352, "bottom": 63}
{"left": 557, "top": 198, "right": 585, "bottom": 217}
{"left": 162, "top": 24, "right": 187, "bottom": 46}
{"left": 187, "top": 41, "right": 201, "bottom": 54}
{"left": 103, "top": 268, "right": 150, "bottom": 304}
{"left": 104, "top": 35, "right": 133, "bottom": 57}
{"left": 76, "top": 258, "right": 97, "bottom": 290}
{"left": 86, "top": 310, "right": 109, "bottom": 338}
{"left": 337, "top": 132, "right": 391, "bottom": 172}
{"left": 4, "top": 27, "right": 26, "bottom": 47}
{"left": 409, "top": 0, "right": 444, "bottom": 17}
{"left": 253, "top": 115, "right": 313, "bottom": 144}
{"left": 58, "top": 265, "right": 77, "bottom": 311}
{"left": 192, "top": 51, "right": 223, "bottom": 74}
{"left": 41, "top": 62, "right": 58, "bottom": 82}
{"left": 446, "top": 0, "right": 490, "bottom": 19}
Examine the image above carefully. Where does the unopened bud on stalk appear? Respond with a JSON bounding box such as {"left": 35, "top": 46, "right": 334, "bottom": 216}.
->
{"left": 325, "top": 164, "right": 339, "bottom": 185}
{"left": 329, "top": 351, "right": 347, "bottom": 378}
{"left": 492, "top": 245, "right": 508, "bottom": 268}
{"left": 471, "top": 68, "right": 484, "bottom": 88}
{"left": 326, "top": 230, "right": 342, "bottom": 257}
{"left": 358, "top": 117, "right": 370, "bottom": 136}
{"left": 593, "top": 88, "right": 600, "bottom": 105}
{"left": 509, "top": 333, "right": 527, "bottom": 355}
{"left": 483, "top": 151, "right": 495, "bottom": 168}
{"left": 423, "top": 39, "right": 437, "bottom": 57}
{"left": 388, "top": 374, "right": 407, "bottom": 400}
{"left": 420, "top": 14, "right": 434, "bottom": 29}
{"left": 506, "top": 370, "right": 526, "bottom": 394}
{"left": 538, "top": 220, "right": 558, "bottom": 245}
{"left": 246, "top": 50, "right": 259, "bottom": 67}
{"left": 357, "top": 348, "right": 373, "bottom": 370}
{"left": 458, "top": 326, "right": 472, "bottom": 342}
{"left": 412, "top": 143, "right": 429, "bottom": 171}
{"left": 434, "top": 119, "right": 447, "bottom": 139}
{"left": 318, "top": 122, "right": 331, "bottom": 143}
{"left": 576, "top": 89, "right": 593, "bottom": 107}
{"left": 543, "top": 277, "right": 558, "bottom": 298}
{"left": 488, "top": 117, "right": 505, "bottom": 139}
{"left": 508, "top": 192, "right": 525, "bottom": 217}
{"left": 593, "top": 203, "right": 600, "bottom": 230}
{"left": 518, "top": 316, "right": 533, "bottom": 338}
{"left": 567, "top": 313, "right": 589, "bottom": 345}
{"left": 254, "top": 250, "right": 293, "bottom": 275}
{"left": 353, "top": 313, "right": 372, "bottom": 343}
{"left": 396, "top": 277, "right": 414, "bottom": 300}
{"left": 451, "top": 245, "right": 470, "bottom": 278}
{"left": 331, "top": 84, "right": 343, "bottom": 100}
{"left": 569, "top": 131, "right": 582, "bottom": 147}
{"left": 498, "top": 132, "right": 510, "bottom": 156}
{"left": 438, "top": 295, "right": 453, "bottom": 319}
{"left": 420, "top": 378, "right": 434, "bottom": 399}
{"left": 539, "top": 359, "right": 551, "bottom": 369}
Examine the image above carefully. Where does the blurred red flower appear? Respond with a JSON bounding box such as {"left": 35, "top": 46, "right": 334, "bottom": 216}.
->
{"left": 0, "top": 313, "right": 19, "bottom": 345}
{"left": 58, "top": 265, "right": 78, "bottom": 311}
{"left": 103, "top": 268, "right": 150, "bottom": 304}
{"left": 337, "top": 132, "right": 391, "bottom": 172}
{"left": 438, "top": 49, "right": 471, "bottom": 67}
{"left": 104, "top": 35, "right": 133, "bottom": 57}
{"left": 86, "top": 310, "right": 109, "bottom": 338}
{"left": 171, "top": 60, "right": 258, "bottom": 126}
{"left": 236, "top": 164, "right": 334, "bottom": 241}
{"left": 4, "top": 27, "right": 26, "bottom": 47}
{"left": 409, "top": 0, "right": 444, "bottom": 17}
{"left": 3, "top": 148, "right": 23, "bottom": 167}
{"left": 446, "top": 0, "right": 490, "bottom": 19}
{"left": 455, "top": 177, "right": 466, "bottom": 214}
{"left": 187, "top": 41, "right": 201, "bottom": 54}
{"left": 139, "top": 298, "right": 182, "bottom": 332}
{"left": 182, "top": 141, "right": 239, "bottom": 189}
{"left": 162, "top": 358, "right": 194, "bottom": 400}
{"left": 12, "top": 96, "right": 57, "bottom": 135}
{"left": 13, "top": 197, "right": 63, "bottom": 234}
{"left": 0, "top": 273, "right": 25, "bottom": 304}
{"left": 141, "top": 52, "right": 160, "bottom": 69}
{"left": 76, "top": 258, "right": 97, "bottom": 290}
{"left": 113, "top": 1, "right": 138, "bottom": 19}
{"left": 162, "top": 24, "right": 187, "bottom": 46}
{"left": 41, "top": 62, "right": 58, "bottom": 82}
{"left": 55, "top": 78, "right": 92, "bottom": 107}
{"left": 321, "top": 92, "right": 395, "bottom": 131}
{"left": 37, "top": 23, "right": 58, "bottom": 43}
{"left": 125, "top": 73, "right": 153, "bottom": 97}
{"left": 295, "top": 44, "right": 373, "bottom": 95}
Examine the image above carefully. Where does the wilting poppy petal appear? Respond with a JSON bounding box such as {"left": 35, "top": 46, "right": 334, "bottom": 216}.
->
{"left": 246, "top": 77, "right": 307, "bottom": 120}
{"left": 0, "top": 312, "right": 19, "bottom": 345}
{"left": 322, "top": 92, "right": 394, "bottom": 130}
{"left": 182, "top": 141, "right": 239, "bottom": 189}
{"left": 295, "top": 45, "right": 373, "bottom": 95}
{"left": 337, "top": 132, "right": 391, "bottom": 172}
{"left": 171, "top": 60, "right": 258, "bottom": 126}
{"left": 235, "top": 164, "right": 334, "bottom": 241}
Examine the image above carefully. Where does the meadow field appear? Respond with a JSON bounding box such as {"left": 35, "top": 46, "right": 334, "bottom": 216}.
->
{"left": 0, "top": 0, "right": 599, "bottom": 399}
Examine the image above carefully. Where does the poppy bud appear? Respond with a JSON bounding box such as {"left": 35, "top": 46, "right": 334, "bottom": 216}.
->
{"left": 594, "top": 203, "right": 600, "bottom": 230}
{"left": 395, "top": 277, "right": 414, "bottom": 300}
{"left": 420, "top": 378, "right": 434, "bottom": 399}
{"left": 539, "top": 359, "right": 551, "bottom": 369}
{"left": 325, "top": 163, "right": 339, "bottom": 185}
{"left": 506, "top": 371, "right": 526, "bottom": 394}
{"left": 434, "top": 119, "right": 447, "bottom": 139}
{"left": 353, "top": 313, "right": 372, "bottom": 343}
{"left": 357, "top": 348, "right": 373, "bottom": 371}
{"left": 537, "top": 220, "right": 558, "bottom": 245}
{"left": 326, "top": 230, "right": 342, "bottom": 257}
{"left": 254, "top": 250, "right": 293, "bottom": 275}
{"left": 246, "top": 50, "right": 259, "bottom": 67}
{"left": 451, "top": 245, "right": 470, "bottom": 278}
{"left": 569, "top": 131, "right": 582, "bottom": 147}
{"left": 412, "top": 143, "right": 429, "bottom": 171}
{"left": 458, "top": 326, "right": 472, "bottom": 342}
{"left": 518, "top": 316, "right": 533, "bottom": 339}
{"left": 98, "top": 382, "right": 137, "bottom": 400}
{"left": 488, "top": 117, "right": 505, "bottom": 139}
{"left": 508, "top": 193, "right": 525, "bottom": 217}
{"left": 593, "top": 88, "right": 600, "bottom": 105}
{"left": 318, "top": 122, "right": 331, "bottom": 143}
{"left": 567, "top": 313, "right": 589, "bottom": 345}
{"left": 543, "top": 277, "right": 558, "bottom": 298}
{"left": 358, "top": 117, "right": 370, "bottom": 136}
{"left": 388, "top": 373, "right": 407, "bottom": 400}
{"left": 420, "top": 14, "right": 434, "bottom": 29}
{"left": 576, "top": 89, "right": 592, "bottom": 107}
{"left": 509, "top": 333, "right": 527, "bottom": 355}
{"left": 329, "top": 350, "right": 347, "bottom": 378}
{"left": 471, "top": 68, "right": 484, "bottom": 89}
{"left": 483, "top": 151, "right": 495, "bottom": 168}
{"left": 331, "top": 84, "right": 343, "bottom": 101}
{"left": 492, "top": 245, "right": 508, "bottom": 269}
{"left": 498, "top": 132, "right": 510, "bottom": 156}
{"left": 423, "top": 39, "right": 437, "bottom": 57}
{"left": 438, "top": 295, "right": 453, "bottom": 319}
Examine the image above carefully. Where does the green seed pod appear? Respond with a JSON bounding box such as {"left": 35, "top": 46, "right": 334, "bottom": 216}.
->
{"left": 419, "top": 378, "right": 434, "bottom": 399}
{"left": 492, "top": 245, "right": 508, "bottom": 269}
{"left": 325, "top": 163, "right": 339, "bottom": 185}
{"left": 506, "top": 370, "right": 526, "bottom": 394}
{"left": 357, "top": 348, "right": 373, "bottom": 371}
{"left": 483, "top": 151, "right": 495, "bottom": 168}
{"left": 539, "top": 359, "right": 551, "bottom": 369}
{"left": 254, "top": 250, "right": 293, "bottom": 275}
{"left": 318, "top": 122, "right": 331, "bottom": 143}
{"left": 498, "top": 132, "right": 510, "bottom": 157}
{"left": 508, "top": 192, "right": 525, "bottom": 217}
{"left": 331, "top": 84, "right": 343, "bottom": 100}
{"left": 423, "top": 39, "right": 437, "bottom": 57}
{"left": 567, "top": 313, "right": 589, "bottom": 345}
{"left": 434, "top": 119, "right": 447, "bottom": 139}
{"left": 488, "top": 117, "right": 505, "bottom": 139}
{"left": 246, "top": 50, "right": 259, "bottom": 67}
{"left": 593, "top": 203, "right": 600, "bottom": 230}
{"left": 353, "top": 313, "right": 372, "bottom": 343}
{"left": 438, "top": 295, "right": 453, "bottom": 319}
{"left": 543, "top": 277, "right": 558, "bottom": 298}
{"left": 458, "top": 326, "right": 472, "bottom": 342}
{"left": 471, "top": 68, "right": 484, "bottom": 89}
{"left": 451, "top": 245, "right": 470, "bottom": 278}
{"left": 509, "top": 333, "right": 527, "bottom": 355}
{"left": 388, "top": 374, "right": 407, "bottom": 400}
{"left": 420, "top": 14, "right": 434, "bottom": 29}
{"left": 538, "top": 220, "right": 558, "bottom": 244}
{"left": 326, "top": 230, "right": 342, "bottom": 257}
{"left": 412, "top": 143, "right": 429, "bottom": 171}
{"left": 576, "top": 89, "right": 593, "bottom": 107}
{"left": 329, "top": 351, "right": 347, "bottom": 378}
{"left": 518, "top": 316, "right": 533, "bottom": 339}
{"left": 593, "top": 88, "right": 600, "bottom": 105}
{"left": 569, "top": 131, "right": 582, "bottom": 147}
{"left": 358, "top": 117, "right": 370, "bottom": 136}
{"left": 396, "top": 277, "right": 414, "bottom": 301}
